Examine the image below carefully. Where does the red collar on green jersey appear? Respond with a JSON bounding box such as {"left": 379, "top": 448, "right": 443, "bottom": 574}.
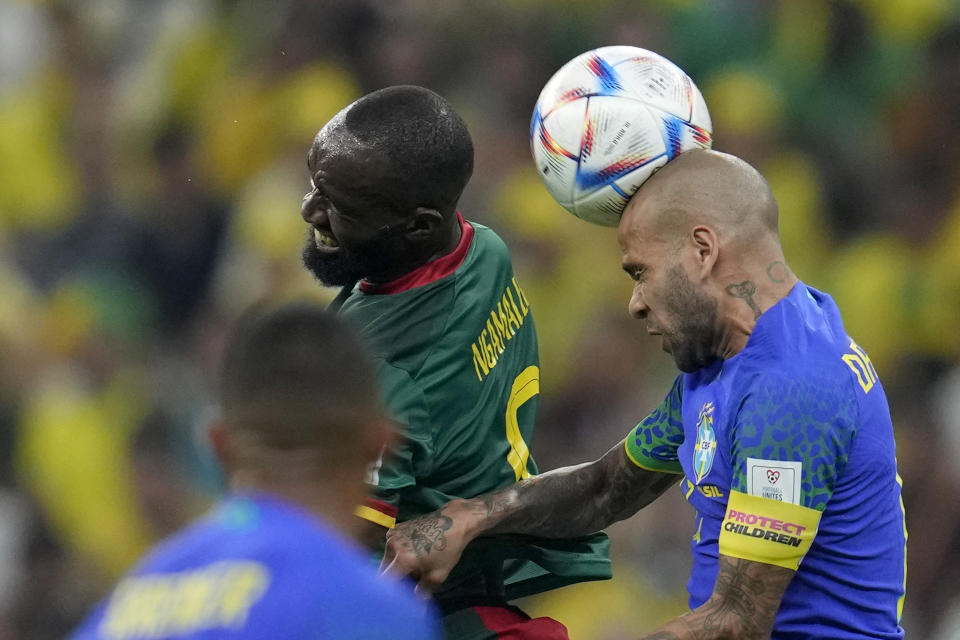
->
{"left": 359, "top": 213, "right": 474, "bottom": 295}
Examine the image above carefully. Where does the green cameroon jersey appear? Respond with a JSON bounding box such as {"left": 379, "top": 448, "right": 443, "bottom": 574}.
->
{"left": 339, "top": 215, "right": 610, "bottom": 603}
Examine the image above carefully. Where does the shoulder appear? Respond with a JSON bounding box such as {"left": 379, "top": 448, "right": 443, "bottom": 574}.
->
{"left": 142, "top": 497, "right": 345, "bottom": 569}
{"left": 455, "top": 221, "right": 526, "bottom": 312}
{"left": 735, "top": 287, "right": 864, "bottom": 406}
{"left": 730, "top": 367, "right": 859, "bottom": 455}
{"left": 737, "top": 346, "right": 860, "bottom": 425}
{"left": 463, "top": 221, "right": 512, "bottom": 267}
{"left": 121, "top": 507, "right": 226, "bottom": 573}
{"left": 340, "top": 287, "right": 458, "bottom": 372}
{"left": 468, "top": 221, "right": 508, "bottom": 248}
{"left": 734, "top": 366, "right": 856, "bottom": 416}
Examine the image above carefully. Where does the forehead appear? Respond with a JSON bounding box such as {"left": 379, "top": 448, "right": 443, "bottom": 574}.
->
{"left": 309, "top": 122, "right": 360, "bottom": 170}
{"left": 617, "top": 197, "right": 656, "bottom": 256}
{"left": 308, "top": 128, "right": 390, "bottom": 195}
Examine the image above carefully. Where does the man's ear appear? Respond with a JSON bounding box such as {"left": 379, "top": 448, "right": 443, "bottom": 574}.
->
{"left": 690, "top": 225, "right": 719, "bottom": 279}
{"left": 405, "top": 207, "right": 444, "bottom": 239}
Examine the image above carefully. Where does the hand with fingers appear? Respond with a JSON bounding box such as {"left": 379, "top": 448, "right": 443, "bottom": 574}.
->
{"left": 380, "top": 501, "right": 478, "bottom": 593}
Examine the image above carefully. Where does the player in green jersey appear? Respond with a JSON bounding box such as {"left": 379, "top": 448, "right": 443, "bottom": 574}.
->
{"left": 300, "top": 85, "right": 610, "bottom": 640}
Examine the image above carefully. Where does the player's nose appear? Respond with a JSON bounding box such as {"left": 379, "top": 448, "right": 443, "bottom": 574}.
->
{"left": 628, "top": 287, "right": 648, "bottom": 319}
{"left": 301, "top": 191, "right": 327, "bottom": 226}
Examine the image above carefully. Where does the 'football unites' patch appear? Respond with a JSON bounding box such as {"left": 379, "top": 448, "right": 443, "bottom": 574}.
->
{"left": 746, "top": 458, "right": 802, "bottom": 505}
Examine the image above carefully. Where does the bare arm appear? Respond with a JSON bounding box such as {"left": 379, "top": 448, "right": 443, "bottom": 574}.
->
{"left": 640, "top": 556, "right": 794, "bottom": 639}
{"left": 381, "top": 439, "right": 678, "bottom": 587}
{"left": 479, "top": 438, "right": 678, "bottom": 538}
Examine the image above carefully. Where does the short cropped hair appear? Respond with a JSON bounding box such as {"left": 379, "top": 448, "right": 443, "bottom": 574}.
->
{"left": 220, "top": 303, "right": 381, "bottom": 452}
{"left": 344, "top": 85, "right": 474, "bottom": 213}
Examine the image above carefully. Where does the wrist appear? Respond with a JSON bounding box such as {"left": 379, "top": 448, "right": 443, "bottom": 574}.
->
{"left": 445, "top": 497, "right": 494, "bottom": 541}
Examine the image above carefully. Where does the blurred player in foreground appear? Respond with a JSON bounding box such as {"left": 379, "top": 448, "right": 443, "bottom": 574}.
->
{"left": 70, "top": 304, "right": 440, "bottom": 639}
{"left": 300, "top": 85, "right": 610, "bottom": 639}
{"left": 383, "top": 150, "right": 907, "bottom": 639}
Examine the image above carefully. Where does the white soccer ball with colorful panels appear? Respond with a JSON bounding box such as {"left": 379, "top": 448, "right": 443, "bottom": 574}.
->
{"left": 531, "top": 46, "right": 713, "bottom": 226}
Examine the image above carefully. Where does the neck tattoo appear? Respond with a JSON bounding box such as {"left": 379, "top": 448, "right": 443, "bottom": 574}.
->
{"left": 766, "top": 260, "right": 790, "bottom": 284}
{"left": 726, "top": 280, "right": 762, "bottom": 320}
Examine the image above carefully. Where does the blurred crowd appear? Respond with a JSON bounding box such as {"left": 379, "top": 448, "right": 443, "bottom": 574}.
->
{"left": 1, "top": 0, "right": 958, "bottom": 638}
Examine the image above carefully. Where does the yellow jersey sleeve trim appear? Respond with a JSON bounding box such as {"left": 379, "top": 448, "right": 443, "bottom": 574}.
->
{"left": 354, "top": 504, "right": 396, "bottom": 529}
{"left": 718, "top": 490, "right": 821, "bottom": 571}
{"left": 623, "top": 437, "right": 684, "bottom": 474}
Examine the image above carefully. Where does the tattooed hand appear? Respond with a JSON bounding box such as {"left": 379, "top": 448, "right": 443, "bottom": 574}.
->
{"left": 380, "top": 502, "right": 477, "bottom": 591}
{"left": 405, "top": 514, "right": 452, "bottom": 556}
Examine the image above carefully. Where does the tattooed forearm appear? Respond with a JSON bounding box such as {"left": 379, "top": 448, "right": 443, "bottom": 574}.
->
{"left": 639, "top": 556, "right": 793, "bottom": 639}
{"left": 726, "top": 280, "right": 762, "bottom": 320}
{"left": 701, "top": 557, "right": 768, "bottom": 633}
{"left": 382, "top": 441, "right": 677, "bottom": 589}
{"left": 479, "top": 442, "right": 678, "bottom": 539}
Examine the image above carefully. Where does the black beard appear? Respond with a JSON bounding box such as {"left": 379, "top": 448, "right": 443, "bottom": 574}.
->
{"left": 301, "top": 236, "right": 380, "bottom": 287}
{"left": 663, "top": 264, "right": 720, "bottom": 373}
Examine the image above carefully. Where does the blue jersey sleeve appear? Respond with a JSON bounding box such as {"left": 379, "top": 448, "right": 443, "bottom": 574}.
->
{"left": 730, "top": 371, "right": 858, "bottom": 511}
{"left": 623, "top": 375, "right": 684, "bottom": 474}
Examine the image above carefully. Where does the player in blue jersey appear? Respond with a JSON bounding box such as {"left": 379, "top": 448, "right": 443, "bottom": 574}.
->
{"left": 382, "top": 150, "right": 907, "bottom": 639}
{"left": 70, "top": 304, "right": 440, "bottom": 640}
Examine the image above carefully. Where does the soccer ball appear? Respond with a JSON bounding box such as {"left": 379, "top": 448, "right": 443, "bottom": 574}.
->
{"left": 530, "top": 46, "right": 713, "bottom": 227}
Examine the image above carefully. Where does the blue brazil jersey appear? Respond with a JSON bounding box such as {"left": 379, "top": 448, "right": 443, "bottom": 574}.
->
{"left": 70, "top": 494, "right": 440, "bottom": 640}
{"left": 625, "top": 283, "right": 906, "bottom": 639}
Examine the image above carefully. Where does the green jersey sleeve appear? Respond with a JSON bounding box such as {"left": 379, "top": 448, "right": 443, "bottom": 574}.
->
{"left": 623, "top": 375, "right": 684, "bottom": 474}
{"left": 357, "top": 362, "right": 435, "bottom": 529}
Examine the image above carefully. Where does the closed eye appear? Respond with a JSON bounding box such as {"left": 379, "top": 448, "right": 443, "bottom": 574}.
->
{"left": 304, "top": 178, "right": 335, "bottom": 208}
{"left": 623, "top": 264, "right": 646, "bottom": 282}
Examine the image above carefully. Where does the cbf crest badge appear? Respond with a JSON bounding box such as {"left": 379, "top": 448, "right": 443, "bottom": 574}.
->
{"left": 693, "top": 402, "right": 716, "bottom": 484}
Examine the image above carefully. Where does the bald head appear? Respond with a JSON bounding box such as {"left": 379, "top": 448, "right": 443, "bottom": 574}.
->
{"left": 621, "top": 150, "right": 779, "bottom": 246}
{"left": 310, "top": 85, "right": 474, "bottom": 215}
{"left": 617, "top": 150, "right": 798, "bottom": 372}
